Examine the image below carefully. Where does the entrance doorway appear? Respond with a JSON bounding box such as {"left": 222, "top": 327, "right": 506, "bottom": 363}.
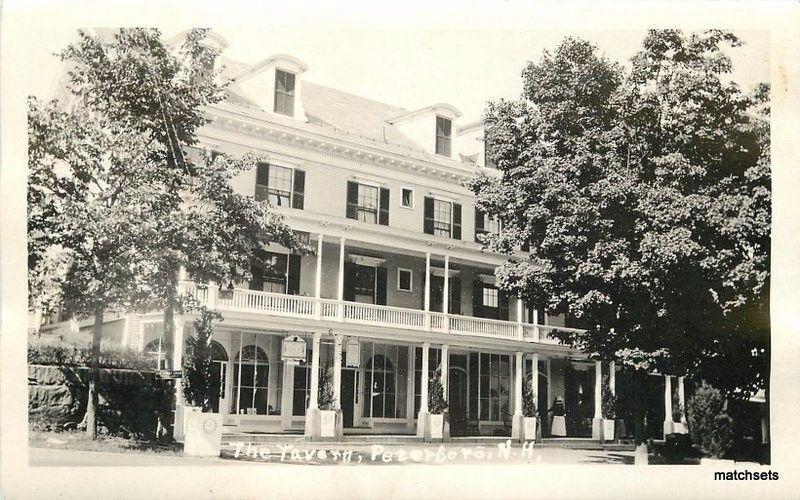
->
{"left": 341, "top": 369, "right": 357, "bottom": 428}
{"left": 448, "top": 366, "right": 469, "bottom": 436}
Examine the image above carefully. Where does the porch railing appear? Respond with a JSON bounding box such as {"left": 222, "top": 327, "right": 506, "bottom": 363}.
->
{"left": 180, "top": 282, "right": 568, "bottom": 345}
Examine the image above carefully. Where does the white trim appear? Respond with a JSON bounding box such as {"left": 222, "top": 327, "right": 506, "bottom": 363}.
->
{"left": 348, "top": 254, "right": 386, "bottom": 267}
{"left": 430, "top": 267, "right": 460, "bottom": 278}
{"left": 352, "top": 176, "right": 385, "bottom": 188}
{"left": 396, "top": 268, "right": 413, "bottom": 292}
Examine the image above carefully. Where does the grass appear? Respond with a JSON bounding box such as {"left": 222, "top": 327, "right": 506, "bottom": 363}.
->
{"left": 29, "top": 428, "right": 183, "bottom": 456}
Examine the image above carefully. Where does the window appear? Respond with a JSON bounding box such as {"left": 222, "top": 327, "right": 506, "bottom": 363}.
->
{"left": 485, "top": 217, "right": 500, "bottom": 235}
{"left": 209, "top": 342, "right": 228, "bottom": 413}
{"left": 354, "top": 264, "right": 376, "bottom": 304}
{"left": 433, "top": 199, "right": 452, "bottom": 238}
{"left": 468, "top": 352, "right": 511, "bottom": 421}
{"left": 250, "top": 251, "right": 289, "bottom": 293}
{"left": 482, "top": 287, "right": 499, "bottom": 308}
{"left": 274, "top": 69, "right": 295, "bottom": 116}
{"left": 362, "top": 342, "right": 407, "bottom": 419}
{"left": 435, "top": 116, "right": 452, "bottom": 157}
{"left": 267, "top": 165, "right": 293, "bottom": 207}
{"left": 233, "top": 345, "right": 271, "bottom": 415}
{"left": 357, "top": 184, "right": 379, "bottom": 224}
{"left": 144, "top": 335, "right": 171, "bottom": 370}
{"left": 397, "top": 268, "right": 412, "bottom": 292}
{"left": 401, "top": 188, "right": 414, "bottom": 208}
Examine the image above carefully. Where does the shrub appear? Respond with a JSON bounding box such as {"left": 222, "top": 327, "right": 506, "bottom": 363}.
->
{"left": 601, "top": 375, "right": 616, "bottom": 419}
{"left": 318, "top": 366, "right": 337, "bottom": 411}
{"left": 28, "top": 341, "right": 157, "bottom": 370}
{"left": 686, "top": 382, "right": 735, "bottom": 459}
{"left": 428, "top": 366, "right": 449, "bottom": 414}
{"left": 522, "top": 376, "right": 537, "bottom": 417}
{"left": 182, "top": 308, "right": 223, "bottom": 410}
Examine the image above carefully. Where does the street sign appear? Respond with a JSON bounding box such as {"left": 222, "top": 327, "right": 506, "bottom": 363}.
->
{"left": 345, "top": 339, "right": 360, "bottom": 368}
{"left": 282, "top": 335, "right": 307, "bottom": 363}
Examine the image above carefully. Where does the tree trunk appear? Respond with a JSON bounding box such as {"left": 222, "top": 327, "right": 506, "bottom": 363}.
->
{"left": 158, "top": 262, "right": 180, "bottom": 441}
{"left": 84, "top": 305, "right": 105, "bottom": 439}
{"left": 632, "top": 369, "right": 649, "bottom": 465}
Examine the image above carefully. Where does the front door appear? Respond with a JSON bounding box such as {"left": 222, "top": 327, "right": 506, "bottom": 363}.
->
{"left": 448, "top": 366, "right": 469, "bottom": 436}
{"left": 341, "top": 369, "right": 357, "bottom": 428}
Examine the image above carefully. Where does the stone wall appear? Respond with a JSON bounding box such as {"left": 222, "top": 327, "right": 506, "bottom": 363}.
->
{"left": 28, "top": 364, "right": 174, "bottom": 438}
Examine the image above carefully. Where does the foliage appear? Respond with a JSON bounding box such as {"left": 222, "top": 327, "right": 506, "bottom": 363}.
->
{"left": 181, "top": 308, "right": 224, "bottom": 410}
{"left": 317, "top": 366, "right": 337, "bottom": 411}
{"left": 28, "top": 342, "right": 157, "bottom": 370}
{"left": 522, "top": 375, "right": 537, "bottom": 417}
{"left": 467, "top": 30, "right": 769, "bottom": 398}
{"left": 672, "top": 399, "right": 684, "bottom": 422}
{"left": 428, "top": 366, "right": 449, "bottom": 414}
{"left": 686, "top": 382, "right": 735, "bottom": 458}
{"left": 601, "top": 376, "right": 616, "bottom": 419}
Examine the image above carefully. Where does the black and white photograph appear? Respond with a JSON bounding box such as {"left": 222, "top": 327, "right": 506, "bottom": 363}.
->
{"left": 1, "top": 1, "right": 799, "bottom": 498}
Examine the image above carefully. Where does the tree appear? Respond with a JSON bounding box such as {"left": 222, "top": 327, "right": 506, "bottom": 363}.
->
{"left": 317, "top": 366, "right": 337, "bottom": 411}
{"left": 182, "top": 308, "right": 224, "bottom": 410}
{"left": 57, "top": 28, "right": 309, "bottom": 437}
{"left": 28, "top": 97, "right": 158, "bottom": 438}
{"left": 468, "top": 31, "right": 769, "bottom": 463}
{"left": 428, "top": 366, "right": 449, "bottom": 414}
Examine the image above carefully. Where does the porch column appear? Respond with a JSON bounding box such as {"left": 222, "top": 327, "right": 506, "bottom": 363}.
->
{"left": 416, "top": 342, "right": 430, "bottom": 438}
{"left": 512, "top": 351, "right": 524, "bottom": 440}
{"left": 440, "top": 344, "right": 449, "bottom": 394}
{"left": 315, "top": 234, "right": 324, "bottom": 319}
{"left": 678, "top": 375, "right": 686, "bottom": 424}
{"left": 610, "top": 361, "right": 616, "bottom": 395}
{"left": 337, "top": 237, "right": 346, "bottom": 322}
{"left": 172, "top": 316, "right": 186, "bottom": 441}
{"left": 592, "top": 360, "right": 603, "bottom": 439}
{"left": 517, "top": 297, "right": 524, "bottom": 339}
{"left": 305, "top": 332, "right": 322, "bottom": 438}
{"left": 406, "top": 346, "right": 415, "bottom": 430}
{"left": 424, "top": 252, "right": 431, "bottom": 331}
{"left": 663, "top": 375, "right": 674, "bottom": 437}
{"left": 443, "top": 256, "right": 450, "bottom": 333}
{"left": 531, "top": 353, "right": 540, "bottom": 406}
{"left": 333, "top": 335, "right": 343, "bottom": 409}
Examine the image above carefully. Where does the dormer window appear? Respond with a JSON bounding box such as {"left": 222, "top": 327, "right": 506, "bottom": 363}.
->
{"left": 274, "top": 69, "right": 296, "bottom": 116}
{"left": 435, "top": 116, "right": 452, "bottom": 157}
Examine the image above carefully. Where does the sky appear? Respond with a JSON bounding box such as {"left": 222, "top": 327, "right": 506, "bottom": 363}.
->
{"left": 28, "top": 27, "right": 769, "bottom": 123}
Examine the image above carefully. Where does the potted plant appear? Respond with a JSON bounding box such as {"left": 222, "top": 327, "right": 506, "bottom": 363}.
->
{"left": 428, "top": 366, "right": 449, "bottom": 441}
{"left": 601, "top": 376, "right": 616, "bottom": 442}
{"left": 181, "top": 309, "right": 225, "bottom": 456}
{"left": 317, "top": 366, "right": 338, "bottom": 438}
{"left": 522, "top": 376, "right": 537, "bottom": 441}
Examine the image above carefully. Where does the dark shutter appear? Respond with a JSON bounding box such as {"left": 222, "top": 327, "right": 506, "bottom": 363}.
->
{"left": 452, "top": 203, "right": 462, "bottom": 240}
{"left": 256, "top": 162, "right": 269, "bottom": 201}
{"left": 287, "top": 254, "right": 301, "bottom": 295}
{"left": 499, "top": 291, "right": 510, "bottom": 321}
{"left": 346, "top": 181, "right": 359, "bottom": 220}
{"left": 376, "top": 267, "right": 388, "bottom": 305}
{"left": 474, "top": 207, "right": 485, "bottom": 242}
{"left": 423, "top": 197, "right": 435, "bottom": 234}
{"left": 343, "top": 261, "right": 356, "bottom": 302}
{"left": 379, "top": 188, "right": 390, "bottom": 226}
{"left": 472, "top": 280, "right": 483, "bottom": 318}
{"left": 292, "top": 169, "right": 305, "bottom": 210}
{"left": 449, "top": 277, "right": 461, "bottom": 315}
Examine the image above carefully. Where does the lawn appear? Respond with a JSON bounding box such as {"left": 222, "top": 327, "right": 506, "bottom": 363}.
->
{"left": 29, "top": 428, "right": 183, "bottom": 456}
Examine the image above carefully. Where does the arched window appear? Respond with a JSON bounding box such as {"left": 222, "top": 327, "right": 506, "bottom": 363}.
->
{"left": 144, "top": 338, "right": 172, "bottom": 370}
{"left": 233, "top": 345, "right": 270, "bottom": 415}
{"left": 366, "top": 354, "right": 395, "bottom": 418}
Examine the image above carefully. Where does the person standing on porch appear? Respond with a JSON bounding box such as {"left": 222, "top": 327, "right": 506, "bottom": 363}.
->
{"left": 549, "top": 396, "right": 567, "bottom": 437}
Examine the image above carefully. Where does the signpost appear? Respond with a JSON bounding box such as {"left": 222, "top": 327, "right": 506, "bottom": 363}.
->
{"left": 282, "top": 335, "right": 307, "bottom": 363}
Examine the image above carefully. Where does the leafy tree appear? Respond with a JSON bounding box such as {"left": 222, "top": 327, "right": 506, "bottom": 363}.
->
{"left": 28, "top": 97, "right": 159, "bottom": 438}
{"left": 428, "top": 366, "right": 449, "bottom": 414}
{"left": 182, "top": 308, "right": 224, "bottom": 410}
{"left": 601, "top": 376, "right": 616, "bottom": 420}
{"left": 522, "top": 376, "right": 537, "bottom": 418}
{"left": 468, "top": 31, "right": 769, "bottom": 463}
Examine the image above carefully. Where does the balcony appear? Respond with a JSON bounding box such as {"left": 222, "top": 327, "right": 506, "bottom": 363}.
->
{"left": 182, "top": 283, "right": 576, "bottom": 345}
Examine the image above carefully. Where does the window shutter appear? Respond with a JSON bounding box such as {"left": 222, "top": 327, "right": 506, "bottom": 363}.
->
{"left": 474, "top": 208, "right": 485, "bottom": 242}
{"left": 346, "top": 181, "right": 359, "bottom": 220}
{"left": 379, "top": 188, "right": 390, "bottom": 226}
{"left": 376, "top": 267, "right": 388, "bottom": 305}
{"left": 472, "top": 280, "right": 483, "bottom": 318}
{"left": 292, "top": 169, "right": 305, "bottom": 210}
{"left": 287, "top": 254, "right": 301, "bottom": 295}
{"left": 343, "top": 261, "right": 356, "bottom": 302}
{"left": 499, "top": 291, "right": 510, "bottom": 321}
{"left": 256, "top": 162, "right": 269, "bottom": 200}
{"left": 449, "top": 277, "right": 461, "bottom": 315}
{"left": 452, "top": 203, "right": 462, "bottom": 240}
{"left": 423, "top": 197, "right": 435, "bottom": 234}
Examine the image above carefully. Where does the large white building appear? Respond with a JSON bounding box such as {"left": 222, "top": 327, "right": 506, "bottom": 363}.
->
{"left": 38, "top": 30, "right": 688, "bottom": 442}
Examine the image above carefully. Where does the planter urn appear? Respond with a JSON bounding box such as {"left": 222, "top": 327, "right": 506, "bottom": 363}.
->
{"left": 429, "top": 413, "right": 444, "bottom": 440}
{"left": 523, "top": 417, "right": 537, "bottom": 441}
{"left": 603, "top": 418, "right": 615, "bottom": 441}
{"left": 319, "top": 410, "right": 337, "bottom": 438}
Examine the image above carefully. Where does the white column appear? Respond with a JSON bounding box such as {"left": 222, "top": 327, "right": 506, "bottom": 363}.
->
{"left": 424, "top": 252, "right": 431, "bottom": 331}
{"left": 531, "top": 353, "right": 540, "bottom": 405}
{"left": 333, "top": 335, "right": 343, "bottom": 410}
{"left": 517, "top": 297, "right": 524, "bottom": 339}
{"left": 546, "top": 358, "right": 552, "bottom": 406}
{"left": 594, "top": 360, "right": 603, "bottom": 420}
{"left": 420, "top": 342, "right": 430, "bottom": 413}
{"left": 610, "top": 361, "right": 616, "bottom": 396}
{"left": 315, "top": 234, "right": 324, "bottom": 318}
{"left": 406, "top": 346, "right": 415, "bottom": 429}
{"left": 337, "top": 237, "right": 346, "bottom": 321}
{"left": 531, "top": 307, "right": 540, "bottom": 342}
{"left": 663, "top": 375, "right": 673, "bottom": 436}
{"left": 678, "top": 376, "right": 686, "bottom": 423}
{"left": 443, "top": 256, "right": 450, "bottom": 333}
{"left": 440, "top": 345, "right": 449, "bottom": 395}
{"left": 309, "top": 333, "right": 321, "bottom": 410}
{"left": 236, "top": 331, "right": 243, "bottom": 414}
{"left": 514, "top": 352, "right": 523, "bottom": 416}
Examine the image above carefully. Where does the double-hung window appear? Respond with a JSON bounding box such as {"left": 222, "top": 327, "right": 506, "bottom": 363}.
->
{"left": 274, "top": 69, "right": 295, "bottom": 116}
{"left": 435, "top": 116, "right": 452, "bottom": 157}
{"left": 255, "top": 163, "right": 306, "bottom": 210}
{"left": 346, "top": 181, "right": 390, "bottom": 225}
{"left": 424, "top": 196, "right": 462, "bottom": 239}
{"left": 267, "top": 165, "right": 293, "bottom": 207}
{"left": 357, "top": 184, "right": 379, "bottom": 224}
{"left": 433, "top": 199, "right": 453, "bottom": 238}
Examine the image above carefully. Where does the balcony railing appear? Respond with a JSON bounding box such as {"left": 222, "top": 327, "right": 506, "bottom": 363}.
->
{"left": 181, "top": 283, "right": 571, "bottom": 345}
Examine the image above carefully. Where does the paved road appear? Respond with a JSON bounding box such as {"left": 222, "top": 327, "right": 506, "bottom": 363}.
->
{"left": 29, "top": 443, "right": 634, "bottom": 466}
